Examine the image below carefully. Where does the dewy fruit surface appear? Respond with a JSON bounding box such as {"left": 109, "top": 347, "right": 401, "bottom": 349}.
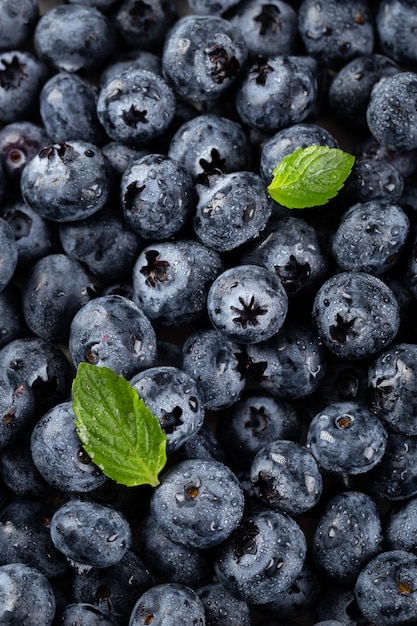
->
{"left": 1, "top": 0, "right": 417, "bottom": 625}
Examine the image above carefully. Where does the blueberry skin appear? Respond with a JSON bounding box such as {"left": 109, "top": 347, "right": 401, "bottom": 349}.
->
{"left": 0, "top": 368, "right": 34, "bottom": 449}
{"left": 385, "top": 497, "right": 417, "bottom": 555}
{"left": 312, "top": 270, "right": 400, "bottom": 360}
{"left": 356, "top": 135, "right": 417, "bottom": 182}
{"left": 99, "top": 51, "right": 163, "bottom": 87}
{"left": 342, "top": 158, "right": 404, "bottom": 204}
{"left": 101, "top": 141, "right": 148, "bottom": 180}
{"left": 39, "top": 72, "right": 105, "bottom": 146}
{"left": 181, "top": 329, "right": 246, "bottom": 411}
{"left": 0, "top": 436, "right": 48, "bottom": 497}
{"left": 229, "top": 0, "right": 299, "bottom": 58}
{"left": 132, "top": 239, "right": 223, "bottom": 326}
{"left": 71, "top": 550, "right": 154, "bottom": 624}
{"left": 0, "top": 500, "right": 68, "bottom": 579}
{"left": 97, "top": 68, "right": 176, "bottom": 147}
{"left": 21, "top": 253, "right": 94, "bottom": 343}
{"left": 217, "top": 391, "right": 301, "bottom": 469}
{"left": 59, "top": 207, "right": 141, "bottom": 282}
{"left": 0, "top": 217, "right": 18, "bottom": 292}
{"left": 331, "top": 200, "right": 410, "bottom": 276}
{"left": 306, "top": 401, "right": 388, "bottom": 475}
{"left": 113, "top": 0, "right": 178, "bottom": 51}
{"left": 50, "top": 499, "right": 132, "bottom": 570}
{"left": 214, "top": 507, "right": 307, "bottom": 604}
{"left": 328, "top": 54, "right": 399, "bottom": 130}
{"left": 207, "top": 264, "right": 288, "bottom": 344}
{"left": 354, "top": 550, "right": 417, "bottom": 626}
{"left": 196, "top": 580, "right": 251, "bottom": 626}
{"left": 34, "top": 4, "right": 116, "bottom": 73}
{"left": 0, "top": 51, "right": 47, "bottom": 123}
{"left": 312, "top": 491, "right": 383, "bottom": 584}
{"left": 0, "top": 562, "right": 56, "bottom": 625}
{"left": 298, "top": 0, "right": 374, "bottom": 70}
{"left": 0, "top": 121, "right": 50, "bottom": 185}
{"left": 366, "top": 433, "right": 417, "bottom": 501}
{"left": 56, "top": 603, "right": 120, "bottom": 626}
{"left": 188, "top": 0, "right": 240, "bottom": 14}
{"left": 259, "top": 123, "right": 339, "bottom": 185}
{"left": 30, "top": 400, "right": 107, "bottom": 494}
{"left": 69, "top": 295, "right": 157, "bottom": 379}
{"left": 21, "top": 140, "right": 112, "bottom": 222}
{"left": 130, "top": 365, "right": 205, "bottom": 453}
{"left": 139, "top": 514, "right": 214, "bottom": 587}
{"left": 377, "top": 0, "right": 417, "bottom": 65}
{"left": 150, "top": 458, "right": 244, "bottom": 549}
{"left": 0, "top": 284, "right": 26, "bottom": 349}
{"left": 120, "top": 153, "right": 196, "bottom": 240}
{"left": 368, "top": 343, "right": 417, "bottom": 436}
{"left": 314, "top": 584, "right": 366, "bottom": 625}
{"left": 245, "top": 321, "right": 327, "bottom": 400}
{"left": 367, "top": 73, "right": 417, "bottom": 152}
{"left": 129, "top": 583, "right": 206, "bottom": 626}
{"left": 250, "top": 440, "right": 323, "bottom": 515}
{"left": 0, "top": 0, "right": 39, "bottom": 51}
{"left": 162, "top": 15, "right": 247, "bottom": 102}
{"left": 234, "top": 55, "right": 317, "bottom": 132}
{"left": 193, "top": 171, "right": 272, "bottom": 252}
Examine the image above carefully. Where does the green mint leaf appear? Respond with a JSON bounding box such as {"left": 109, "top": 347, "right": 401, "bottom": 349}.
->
{"left": 72, "top": 363, "right": 167, "bottom": 487}
{"left": 267, "top": 145, "right": 355, "bottom": 209}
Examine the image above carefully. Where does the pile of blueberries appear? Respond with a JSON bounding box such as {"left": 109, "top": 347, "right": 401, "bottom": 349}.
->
{"left": 2, "top": 0, "right": 417, "bottom": 624}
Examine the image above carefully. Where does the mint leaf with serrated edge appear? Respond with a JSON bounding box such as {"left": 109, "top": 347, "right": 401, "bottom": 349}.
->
{"left": 267, "top": 145, "right": 355, "bottom": 209}
{"left": 72, "top": 363, "right": 167, "bottom": 487}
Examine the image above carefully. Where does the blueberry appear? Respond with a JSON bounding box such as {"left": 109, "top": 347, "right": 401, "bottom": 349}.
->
{"left": 0, "top": 217, "right": 18, "bottom": 292}
{"left": 162, "top": 15, "right": 247, "bottom": 102}
{"left": 315, "top": 584, "right": 367, "bottom": 625}
{"left": 30, "top": 400, "right": 107, "bottom": 494}
{"left": 342, "top": 158, "right": 404, "bottom": 204}
{"left": 354, "top": 550, "right": 417, "bottom": 626}
{"left": 0, "top": 120, "right": 50, "bottom": 185}
{"left": 0, "top": 367, "right": 34, "bottom": 449}
{"left": 56, "top": 603, "right": 120, "bottom": 626}
{"left": 0, "top": 50, "right": 47, "bottom": 123}
{"left": 196, "top": 580, "right": 251, "bottom": 626}
{"left": 0, "top": 284, "right": 27, "bottom": 349}
{"left": 99, "top": 50, "right": 163, "bottom": 86}
{"left": 187, "top": 0, "right": 240, "bottom": 14}
{"left": 150, "top": 458, "right": 244, "bottom": 549}
{"left": 175, "top": 423, "right": 228, "bottom": 464}
{"left": 367, "top": 72, "right": 417, "bottom": 152}
{"left": 21, "top": 140, "right": 112, "bottom": 222}
{"left": 214, "top": 507, "right": 307, "bottom": 604}
{"left": 234, "top": 55, "right": 317, "bottom": 132}
{"left": 356, "top": 135, "right": 417, "bottom": 182}
{"left": 129, "top": 583, "right": 206, "bottom": 626}
{"left": 113, "top": 0, "right": 178, "bottom": 51}
{"left": 101, "top": 141, "right": 148, "bottom": 180}
{"left": 0, "top": 562, "right": 56, "bottom": 625}
{"left": 0, "top": 0, "right": 39, "bottom": 51}
{"left": 130, "top": 365, "right": 205, "bottom": 453}
{"left": 306, "top": 401, "right": 388, "bottom": 475}
{"left": 365, "top": 433, "right": 417, "bottom": 501}
{"left": 50, "top": 499, "right": 132, "bottom": 570}
{"left": 385, "top": 496, "right": 417, "bottom": 555}
{"left": 312, "top": 270, "right": 400, "bottom": 360}
{"left": 0, "top": 435, "right": 47, "bottom": 497}
{"left": 377, "top": 0, "right": 417, "bottom": 65}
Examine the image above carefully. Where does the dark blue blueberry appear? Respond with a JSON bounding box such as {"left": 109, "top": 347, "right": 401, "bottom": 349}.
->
{"left": 162, "top": 15, "right": 248, "bottom": 102}
{"left": 0, "top": 121, "right": 50, "bottom": 185}
{"left": 175, "top": 423, "right": 227, "bottom": 464}
{"left": 250, "top": 440, "right": 323, "bottom": 515}
{"left": 193, "top": 171, "right": 272, "bottom": 252}
{"left": 405, "top": 231, "right": 417, "bottom": 299}
{"left": 66, "top": 0, "right": 119, "bottom": 9}
{"left": 385, "top": 497, "right": 417, "bottom": 555}
{"left": 0, "top": 562, "right": 56, "bottom": 625}
{"left": 312, "top": 491, "right": 383, "bottom": 584}
{"left": 366, "top": 433, "right": 417, "bottom": 502}
{"left": 331, "top": 200, "right": 410, "bottom": 275}
{"left": 30, "top": 400, "right": 107, "bottom": 494}
{"left": 0, "top": 284, "right": 27, "bottom": 349}
{"left": 0, "top": 217, "right": 18, "bottom": 292}
{"left": 0, "top": 0, "right": 39, "bottom": 51}
{"left": 99, "top": 50, "right": 163, "bottom": 87}
{"left": 245, "top": 321, "right": 327, "bottom": 400}
{"left": 101, "top": 141, "right": 148, "bottom": 180}
{"left": 97, "top": 68, "right": 176, "bottom": 147}
{"left": 356, "top": 135, "right": 417, "bottom": 182}
{"left": 368, "top": 343, "right": 417, "bottom": 436}
{"left": 187, "top": 0, "right": 240, "bottom": 14}
{"left": 0, "top": 435, "right": 48, "bottom": 497}
{"left": 59, "top": 207, "right": 141, "bottom": 282}
{"left": 130, "top": 365, "right": 205, "bottom": 453}
{"left": 234, "top": 55, "right": 317, "bottom": 132}
{"left": 21, "top": 140, "right": 112, "bottom": 222}
{"left": 259, "top": 122, "right": 339, "bottom": 185}
{"left": 50, "top": 499, "right": 132, "bottom": 570}
{"left": 0, "top": 500, "right": 68, "bottom": 579}
{"left": 328, "top": 54, "right": 399, "bottom": 130}
{"left": 181, "top": 328, "right": 246, "bottom": 411}
{"left": 120, "top": 153, "right": 196, "bottom": 240}
{"left": 0, "top": 50, "right": 47, "bottom": 123}
{"left": 71, "top": 550, "right": 154, "bottom": 624}
{"left": 113, "top": 0, "right": 178, "bottom": 51}
{"left": 0, "top": 367, "right": 34, "bottom": 449}
{"left": 132, "top": 239, "right": 223, "bottom": 325}
{"left": 367, "top": 72, "right": 417, "bottom": 152}
{"left": 228, "top": 0, "right": 299, "bottom": 58}
{"left": 312, "top": 270, "right": 400, "bottom": 360}
{"left": 139, "top": 514, "right": 214, "bottom": 586}
{"left": 298, "top": 0, "right": 374, "bottom": 70}
{"left": 21, "top": 253, "right": 95, "bottom": 343}
{"left": 196, "top": 580, "right": 251, "bottom": 626}
{"left": 214, "top": 507, "right": 307, "bottom": 604}
{"left": 207, "top": 264, "right": 288, "bottom": 344}
{"left": 150, "top": 458, "right": 244, "bottom": 549}
{"left": 314, "top": 584, "right": 368, "bottom": 625}
{"left": 34, "top": 4, "right": 116, "bottom": 72}
{"left": 129, "top": 583, "right": 206, "bottom": 626}
{"left": 377, "top": 0, "right": 417, "bottom": 65}
{"left": 342, "top": 158, "right": 404, "bottom": 204}
{"left": 306, "top": 401, "right": 388, "bottom": 475}
{"left": 39, "top": 72, "right": 105, "bottom": 146}
{"left": 354, "top": 550, "right": 417, "bottom": 626}
{"left": 168, "top": 113, "right": 250, "bottom": 184}
{"left": 56, "top": 603, "right": 120, "bottom": 626}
